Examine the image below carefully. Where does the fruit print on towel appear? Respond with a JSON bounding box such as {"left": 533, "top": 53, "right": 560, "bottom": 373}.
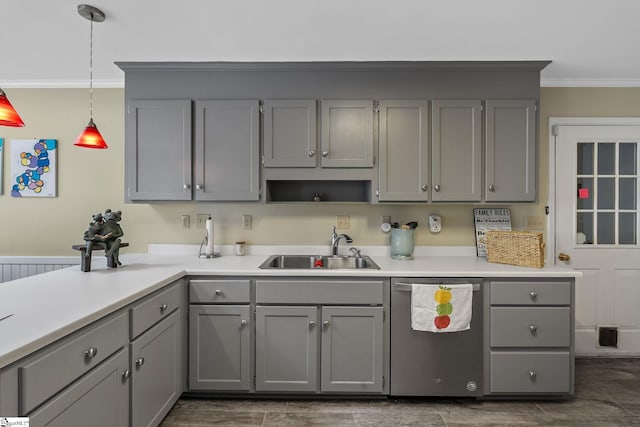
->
{"left": 434, "top": 285, "right": 453, "bottom": 329}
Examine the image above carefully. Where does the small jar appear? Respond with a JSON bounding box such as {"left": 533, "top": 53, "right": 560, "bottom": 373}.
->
{"left": 235, "top": 241, "right": 246, "bottom": 256}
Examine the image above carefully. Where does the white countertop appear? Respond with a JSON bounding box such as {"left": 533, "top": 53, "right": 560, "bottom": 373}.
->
{"left": 0, "top": 246, "right": 580, "bottom": 368}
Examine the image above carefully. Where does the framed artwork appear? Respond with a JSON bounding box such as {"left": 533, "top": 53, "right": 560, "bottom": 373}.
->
{"left": 473, "top": 208, "right": 512, "bottom": 256}
{"left": 10, "top": 139, "right": 57, "bottom": 197}
{"left": 0, "top": 138, "right": 3, "bottom": 195}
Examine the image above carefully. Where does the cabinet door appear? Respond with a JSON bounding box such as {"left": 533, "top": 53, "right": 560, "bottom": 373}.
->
{"left": 321, "top": 306, "right": 384, "bottom": 393}
{"left": 264, "top": 100, "right": 317, "bottom": 167}
{"left": 28, "top": 348, "right": 129, "bottom": 427}
{"left": 189, "top": 305, "right": 251, "bottom": 391}
{"left": 255, "top": 306, "right": 318, "bottom": 392}
{"left": 126, "top": 100, "right": 192, "bottom": 201}
{"left": 431, "top": 100, "right": 482, "bottom": 201}
{"left": 131, "top": 309, "right": 183, "bottom": 427}
{"left": 378, "top": 100, "right": 429, "bottom": 202}
{"left": 485, "top": 100, "right": 536, "bottom": 201}
{"left": 194, "top": 100, "right": 260, "bottom": 201}
{"left": 321, "top": 100, "right": 374, "bottom": 168}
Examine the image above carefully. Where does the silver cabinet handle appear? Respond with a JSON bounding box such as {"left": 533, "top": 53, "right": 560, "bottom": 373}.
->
{"left": 196, "top": 184, "right": 203, "bottom": 190}
{"left": 528, "top": 370, "right": 537, "bottom": 378}
{"left": 241, "top": 319, "right": 248, "bottom": 327}
{"left": 122, "top": 369, "right": 131, "bottom": 380}
{"left": 529, "top": 291, "right": 537, "bottom": 300}
{"left": 309, "top": 150, "right": 315, "bottom": 157}
{"left": 488, "top": 184, "right": 495, "bottom": 192}
{"left": 322, "top": 150, "right": 329, "bottom": 157}
{"left": 84, "top": 347, "right": 98, "bottom": 359}
{"left": 529, "top": 325, "right": 537, "bottom": 334}
{"left": 215, "top": 289, "right": 222, "bottom": 295}
{"left": 160, "top": 304, "right": 168, "bottom": 313}
{"left": 421, "top": 184, "right": 428, "bottom": 192}
{"left": 309, "top": 320, "right": 316, "bottom": 327}
{"left": 323, "top": 320, "right": 330, "bottom": 328}
{"left": 434, "top": 185, "right": 440, "bottom": 192}
{"left": 135, "top": 357, "right": 145, "bottom": 368}
{"left": 183, "top": 184, "right": 190, "bottom": 190}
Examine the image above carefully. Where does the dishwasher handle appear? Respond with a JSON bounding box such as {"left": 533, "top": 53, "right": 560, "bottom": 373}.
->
{"left": 393, "top": 282, "right": 481, "bottom": 292}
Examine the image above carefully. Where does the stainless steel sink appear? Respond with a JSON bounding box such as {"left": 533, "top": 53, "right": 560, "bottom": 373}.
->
{"left": 259, "top": 254, "right": 380, "bottom": 270}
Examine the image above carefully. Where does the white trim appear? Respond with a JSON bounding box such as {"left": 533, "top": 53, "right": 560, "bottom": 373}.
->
{"left": 547, "top": 117, "right": 640, "bottom": 264}
{"left": 541, "top": 79, "right": 640, "bottom": 88}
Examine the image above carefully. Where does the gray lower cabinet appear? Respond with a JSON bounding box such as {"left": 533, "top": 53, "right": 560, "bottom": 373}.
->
{"left": 189, "top": 305, "right": 251, "bottom": 391}
{"left": 125, "top": 99, "right": 192, "bottom": 202}
{"left": 377, "top": 100, "right": 430, "bottom": 202}
{"left": 487, "top": 279, "right": 574, "bottom": 395}
{"left": 130, "top": 309, "right": 183, "bottom": 427}
{"left": 255, "top": 305, "right": 384, "bottom": 394}
{"left": 485, "top": 99, "right": 536, "bottom": 202}
{"left": 194, "top": 100, "right": 260, "bottom": 201}
{"left": 28, "top": 348, "right": 130, "bottom": 427}
{"left": 431, "top": 100, "right": 482, "bottom": 202}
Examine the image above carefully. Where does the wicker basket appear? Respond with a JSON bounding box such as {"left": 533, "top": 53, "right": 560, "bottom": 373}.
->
{"left": 485, "top": 231, "right": 545, "bottom": 268}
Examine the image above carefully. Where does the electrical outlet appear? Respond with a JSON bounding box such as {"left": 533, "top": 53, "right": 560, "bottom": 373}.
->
{"left": 181, "top": 215, "right": 191, "bottom": 229}
{"left": 525, "top": 215, "right": 545, "bottom": 230}
{"left": 336, "top": 215, "right": 350, "bottom": 229}
{"left": 242, "top": 215, "right": 252, "bottom": 230}
{"left": 381, "top": 215, "right": 391, "bottom": 225}
{"left": 196, "top": 214, "right": 209, "bottom": 229}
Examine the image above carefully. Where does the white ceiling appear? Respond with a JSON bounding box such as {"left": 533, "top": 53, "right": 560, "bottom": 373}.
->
{"left": 3, "top": 0, "right": 640, "bottom": 88}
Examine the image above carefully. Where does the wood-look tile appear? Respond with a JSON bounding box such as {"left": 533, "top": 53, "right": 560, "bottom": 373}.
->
{"left": 441, "top": 413, "right": 539, "bottom": 426}
{"left": 285, "top": 399, "right": 376, "bottom": 413}
{"left": 160, "top": 410, "right": 265, "bottom": 426}
{"left": 353, "top": 412, "right": 446, "bottom": 426}
{"left": 536, "top": 398, "right": 630, "bottom": 417}
{"left": 263, "top": 412, "right": 354, "bottom": 426}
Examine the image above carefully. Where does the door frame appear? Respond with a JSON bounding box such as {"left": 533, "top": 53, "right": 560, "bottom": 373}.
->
{"left": 547, "top": 117, "right": 640, "bottom": 264}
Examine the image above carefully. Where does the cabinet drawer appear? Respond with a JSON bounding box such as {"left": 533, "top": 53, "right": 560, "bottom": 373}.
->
{"left": 256, "top": 280, "right": 384, "bottom": 304}
{"left": 19, "top": 311, "right": 128, "bottom": 414}
{"left": 130, "top": 281, "right": 182, "bottom": 339}
{"left": 490, "top": 281, "right": 571, "bottom": 306}
{"left": 490, "top": 307, "right": 571, "bottom": 347}
{"left": 190, "top": 280, "right": 250, "bottom": 303}
{"left": 490, "top": 351, "right": 571, "bottom": 393}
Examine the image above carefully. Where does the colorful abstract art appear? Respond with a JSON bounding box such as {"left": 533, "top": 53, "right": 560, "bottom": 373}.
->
{"left": 10, "top": 139, "right": 57, "bottom": 197}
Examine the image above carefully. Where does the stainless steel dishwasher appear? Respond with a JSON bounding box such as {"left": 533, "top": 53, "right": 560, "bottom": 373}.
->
{"left": 390, "top": 278, "right": 484, "bottom": 396}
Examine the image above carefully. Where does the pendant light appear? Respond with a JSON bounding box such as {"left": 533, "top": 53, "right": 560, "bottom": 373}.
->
{"left": 75, "top": 4, "right": 107, "bottom": 149}
{"left": 0, "top": 88, "right": 25, "bottom": 127}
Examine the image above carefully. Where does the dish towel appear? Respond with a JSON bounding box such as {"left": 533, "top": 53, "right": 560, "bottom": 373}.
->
{"left": 411, "top": 284, "right": 473, "bottom": 332}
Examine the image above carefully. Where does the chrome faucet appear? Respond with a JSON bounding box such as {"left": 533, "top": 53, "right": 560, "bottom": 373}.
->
{"left": 330, "top": 226, "right": 353, "bottom": 256}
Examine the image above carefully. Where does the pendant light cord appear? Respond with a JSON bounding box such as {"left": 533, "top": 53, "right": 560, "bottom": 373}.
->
{"left": 89, "top": 11, "right": 94, "bottom": 121}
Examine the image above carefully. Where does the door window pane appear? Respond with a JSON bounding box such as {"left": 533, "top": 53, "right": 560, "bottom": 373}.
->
{"left": 577, "top": 212, "right": 593, "bottom": 245}
{"left": 598, "top": 143, "right": 615, "bottom": 174}
{"left": 619, "top": 178, "right": 637, "bottom": 210}
{"left": 597, "top": 212, "right": 615, "bottom": 244}
{"left": 619, "top": 213, "right": 637, "bottom": 244}
{"left": 577, "top": 178, "right": 593, "bottom": 209}
{"left": 577, "top": 142, "right": 594, "bottom": 175}
{"left": 619, "top": 143, "right": 637, "bottom": 175}
{"left": 597, "top": 178, "right": 615, "bottom": 209}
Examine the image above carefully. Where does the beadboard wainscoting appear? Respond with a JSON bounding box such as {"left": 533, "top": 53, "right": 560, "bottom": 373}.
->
{"left": 0, "top": 257, "right": 77, "bottom": 283}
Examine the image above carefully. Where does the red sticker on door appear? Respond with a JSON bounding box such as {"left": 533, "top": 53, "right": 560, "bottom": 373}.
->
{"left": 578, "top": 188, "right": 589, "bottom": 199}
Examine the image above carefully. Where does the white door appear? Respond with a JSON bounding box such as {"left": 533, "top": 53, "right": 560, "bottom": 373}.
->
{"left": 552, "top": 120, "right": 640, "bottom": 355}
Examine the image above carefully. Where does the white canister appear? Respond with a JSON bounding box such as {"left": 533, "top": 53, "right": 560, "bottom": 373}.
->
{"left": 235, "top": 241, "right": 246, "bottom": 256}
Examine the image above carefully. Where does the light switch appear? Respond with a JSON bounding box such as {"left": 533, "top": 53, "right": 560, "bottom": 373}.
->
{"left": 181, "top": 215, "right": 190, "bottom": 229}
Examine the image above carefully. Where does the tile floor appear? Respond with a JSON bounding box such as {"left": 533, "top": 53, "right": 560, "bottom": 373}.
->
{"left": 160, "top": 358, "right": 640, "bottom": 426}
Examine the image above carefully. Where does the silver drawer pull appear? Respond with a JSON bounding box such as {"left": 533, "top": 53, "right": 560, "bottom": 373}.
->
{"left": 421, "top": 184, "right": 428, "bottom": 192}
{"left": 135, "top": 357, "right": 145, "bottom": 368}
{"left": 488, "top": 184, "right": 495, "bottom": 192}
{"left": 241, "top": 319, "right": 248, "bottom": 327}
{"left": 322, "top": 150, "right": 329, "bottom": 157}
{"left": 84, "top": 347, "right": 98, "bottom": 359}
{"left": 122, "top": 369, "right": 131, "bottom": 380}
{"left": 394, "top": 283, "right": 481, "bottom": 292}
{"left": 434, "top": 184, "right": 441, "bottom": 192}
{"left": 215, "top": 289, "right": 222, "bottom": 295}
{"left": 309, "top": 150, "right": 315, "bottom": 157}
{"left": 309, "top": 320, "right": 316, "bottom": 327}
{"left": 160, "top": 304, "right": 168, "bottom": 313}
{"left": 529, "top": 325, "right": 537, "bottom": 334}
{"left": 528, "top": 370, "right": 537, "bottom": 378}
{"left": 529, "top": 291, "right": 537, "bottom": 299}
{"left": 323, "top": 320, "right": 330, "bottom": 328}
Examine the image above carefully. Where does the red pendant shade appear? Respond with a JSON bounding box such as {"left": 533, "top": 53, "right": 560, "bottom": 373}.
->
{"left": 0, "top": 88, "right": 25, "bottom": 127}
{"left": 74, "top": 118, "right": 108, "bottom": 149}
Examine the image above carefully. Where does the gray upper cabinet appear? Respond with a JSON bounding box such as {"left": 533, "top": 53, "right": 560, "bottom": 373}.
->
{"left": 263, "top": 100, "right": 317, "bottom": 168}
{"left": 126, "top": 100, "right": 192, "bottom": 202}
{"left": 194, "top": 100, "right": 260, "bottom": 201}
{"left": 378, "top": 100, "right": 430, "bottom": 202}
{"left": 431, "top": 100, "right": 482, "bottom": 202}
{"left": 485, "top": 100, "right": 536, "bottom": 202}
{"left": 321, "top": 100, "right": 374, "bottom": 168}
